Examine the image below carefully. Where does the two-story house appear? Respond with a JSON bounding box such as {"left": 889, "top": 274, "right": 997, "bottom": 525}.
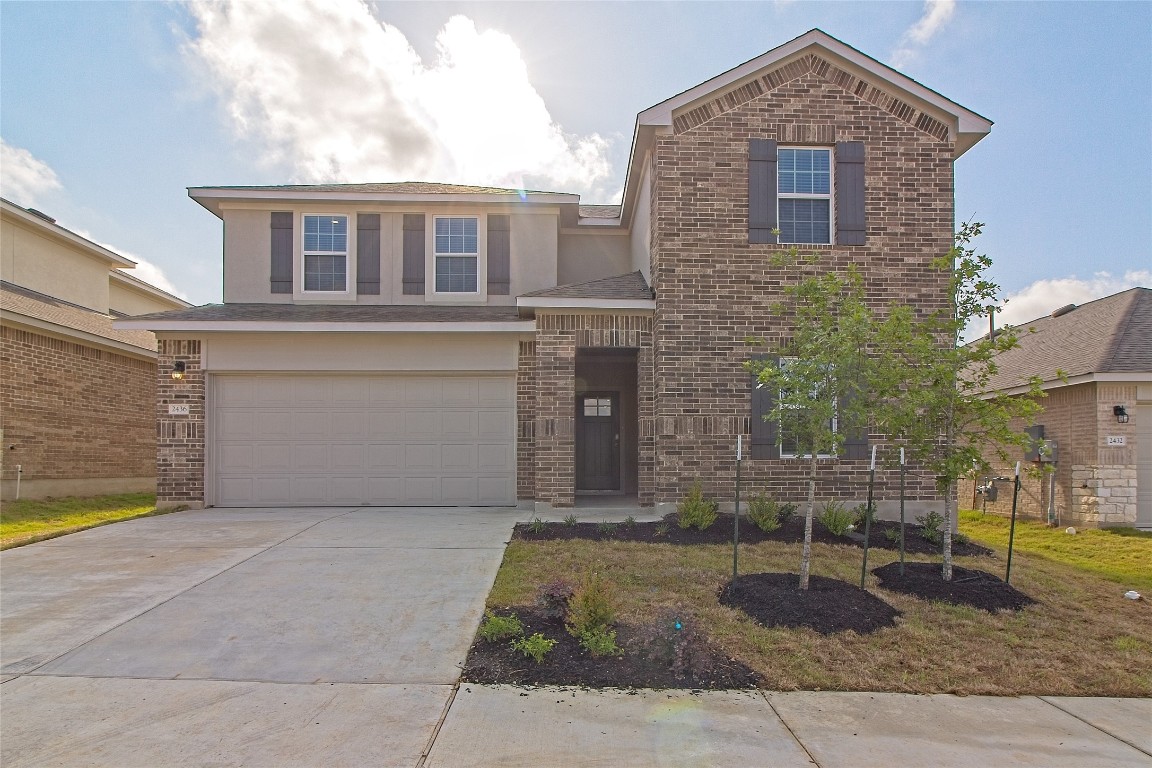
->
{"left": 121, "top": 29, "right": 992, "bottom": 514}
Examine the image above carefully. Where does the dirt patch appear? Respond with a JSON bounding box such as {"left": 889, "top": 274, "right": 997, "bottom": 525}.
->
{"left": 718, "top": 573, "right": 902, "bottom": 635}
{"left": 515, "top": 514, "right": 992, "bottom": 557}
{"left": 461, "top": 608, "right": 760, "bottom": 690}
{"left": 873, "top": 561, "right": 1036, "bottom": 612}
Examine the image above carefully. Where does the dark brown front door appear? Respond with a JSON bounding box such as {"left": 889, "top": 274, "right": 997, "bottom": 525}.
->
{"left": 576, "top": 393, "right": 620, "bottom": 491}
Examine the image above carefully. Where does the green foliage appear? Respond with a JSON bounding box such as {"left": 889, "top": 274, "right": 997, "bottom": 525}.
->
{"left": 654, "top": 522, "right": 670, "bottom": 537}
{"left": 623, "top": 516, "right": 637, "bottom": 529}
{"left": 916, "top": 511, "right": 969, "bottom": 547}
{"left": 747, "top": 493, "right": 785, "bottom": 532}
{"left": 818, "top": 500, "right": 854, "bottom": 536}
{"left": 566, "top": 571, "right": 615, "bottom": 638}
{"left": 563, "top": 514, "right": 579, "bottom": 527}
{"left": 478, "top": 610, "right": 524, "bottom": 642}
{"left": 884, "top": 527, "right": 902, "bottom": 543}
{"left": 1, "top": 493, "right": 162, "bottom": 548}
{"left": 578, "top": 626, "right": 621, "bottom": 657}
{"left": 527, "top": 517, "right": 546, "bottom": 534}
{"left": 596, "top": 521, "right": 618, "bottom": 536}
{"left": 511, "top": 632, "right": 556, "bottom": 664}
{"left": 677, "top": 482, "right": 718, "bottom": 530}
{"left": 852, "top": 503, "right": 874, "bottom": 529}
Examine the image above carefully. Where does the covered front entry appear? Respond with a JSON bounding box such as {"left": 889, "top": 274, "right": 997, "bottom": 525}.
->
{"left": 575, "top": 349, "right": 638, "bottom": 495}
{"left": 209, "top": 373, "right": 516, "bottom": 507}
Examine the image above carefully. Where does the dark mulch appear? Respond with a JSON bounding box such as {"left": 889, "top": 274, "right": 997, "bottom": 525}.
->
{"left": 718, "top": 572, "right": 902, "bottom": 635}
{"left": 461, "top": 608, "right": 760, "bottom": 690}
{"left": 515, "top": 513, "right": 992, "bottom": 557}
{"left": 872, "top": 561, "right": 1037, "bottom": 612}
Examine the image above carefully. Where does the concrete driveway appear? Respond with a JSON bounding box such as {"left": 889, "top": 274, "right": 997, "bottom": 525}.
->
{"left": 1, "top": 506, "right": 520, "bottom": 767}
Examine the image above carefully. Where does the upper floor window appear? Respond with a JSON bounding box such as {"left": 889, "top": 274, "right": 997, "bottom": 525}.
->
{"left": 303, "top": 215, "right": 348, "bottom": 292}
{"left": 434, "top": 216, "right": 478, "bottom": 293}
{"left": 778, "top": 148, "right": 831, "bottom": 245}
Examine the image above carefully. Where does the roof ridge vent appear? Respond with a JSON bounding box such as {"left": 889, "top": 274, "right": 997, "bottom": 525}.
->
{"left": 1051, "top": 303, "right": 1077, "bottom": 318}
{"left": 26, "top": 208, "right": 56, "bottom": 223}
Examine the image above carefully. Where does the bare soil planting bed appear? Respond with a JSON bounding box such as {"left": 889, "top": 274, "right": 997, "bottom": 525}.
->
{"left": 872, "top": 561, "right": 1036, "bottom": 612}
{"left": 719, "top": 573, "right": 901, "bottom": 634}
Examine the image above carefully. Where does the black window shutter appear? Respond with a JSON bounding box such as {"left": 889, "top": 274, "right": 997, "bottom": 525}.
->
{"left": 356, "top": 213, "right": 381, "bottom": 295}
{"left": 487, "top": 214, "right": 510, "bottom": 295}
{"left": 839, "top": 377, "right": 870, "bottom": 460}
{"left": 402, "top": 214, "right": 425, "bottom": 295}
{"left": 270, "top": 212, "right": 293, "bottom": 294}
{"left": 835, "top": 141, "right": 866, "bottom": 246}
{"left": 748, "top": 139, "right": 778, "bottom": 245}
{"left": 750, "top": 354, "right": 780, "bottom": 460}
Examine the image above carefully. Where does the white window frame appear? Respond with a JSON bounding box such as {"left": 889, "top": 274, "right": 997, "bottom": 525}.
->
{"left": 777, "top": 356, "right": 838, "bottom": 459}
{"left": 777, "top": 146, "right": 835, "bottom": 246}
{"left": 301, "top": 213, "right": 351, "bottom": 295}
{"left": 432, "top": 215, "right": 481, "bottom": 296}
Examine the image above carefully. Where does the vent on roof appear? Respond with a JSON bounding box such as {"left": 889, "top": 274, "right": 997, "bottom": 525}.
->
{"left": 26, "top": 208, "right": 56, "bottom": 223}
{"left": 1051, "top": 303, "right": 1077, "bottom": 318}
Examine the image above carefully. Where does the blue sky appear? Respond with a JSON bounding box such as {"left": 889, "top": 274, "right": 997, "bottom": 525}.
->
{"left": 2, "top": 0, "right": 1148, "bottom": 326}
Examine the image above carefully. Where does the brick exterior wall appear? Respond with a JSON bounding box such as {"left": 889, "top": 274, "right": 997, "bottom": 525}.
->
{"left": 531, "top": 312, "right": 654, "bottom": 506}
{"left": 648, "top": 53, "right": 953, "bottom": 506}
{"left": 956, "top": 382, "right": 1141, "bottom": 527}
{"left": 517, "top": 340, "right": 537, "bottom": 500}
{"left": 0, "top": 325, "right": 156, "bottom": 490}
{"left": 156, "top": 339, "right": 205, "bottom": 506}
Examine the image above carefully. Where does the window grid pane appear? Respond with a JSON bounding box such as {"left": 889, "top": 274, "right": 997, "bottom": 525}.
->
{"left": 779, "top": 199, "right": 831, "bottom": 245}
{"left": 778, "top": 149, "right": 831, "bottom": 195}
{"left": 435, "top": 217, "right": 478, "bottom": 254}
{"left": 435, "top": 255, "right": 477, "bottom": 292}
{"left": 304, "top": 254, "right": 347, "bottom": 291}
{"left": 304, "top": 215, "right": 348, "bottom": 253}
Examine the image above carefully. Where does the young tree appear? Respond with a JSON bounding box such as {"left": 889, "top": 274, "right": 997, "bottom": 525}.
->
{"left": 871, "top": 222, "right": 1044, "bottom": 581}
{"left": 747, "top": 259, "right": 875, "bottom": 590}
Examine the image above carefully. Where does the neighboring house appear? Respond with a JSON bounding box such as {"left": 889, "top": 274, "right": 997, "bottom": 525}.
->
{"left": 120, "top": 29, "right": 992, "bottom": 514}
{"left": 959, "top": 288, "right": 1152, "bottom": 529}
{"left": 0, "top": 198, "right": 190, "bottom": 500}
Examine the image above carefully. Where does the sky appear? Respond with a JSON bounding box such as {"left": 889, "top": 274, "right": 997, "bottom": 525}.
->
{"left": 1, "top": 0, "right": 1149, "bottom": 328}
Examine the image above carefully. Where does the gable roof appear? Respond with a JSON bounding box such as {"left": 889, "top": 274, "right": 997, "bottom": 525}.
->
{"left": 0, "top": 198, "right": 136, "bottom": 269}
{"left": 1, "top": 281, "right": 158, "bottom": 354}
{"left": 983, "top": 288, "right": 1152, "bottom": 391}
{"left": 520, "top": 271, "right": 652, "bottom": 300}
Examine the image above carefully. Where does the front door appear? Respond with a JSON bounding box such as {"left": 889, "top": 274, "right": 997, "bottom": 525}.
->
{"left": 576, "top": 393, "right": 620, "bottom": 491}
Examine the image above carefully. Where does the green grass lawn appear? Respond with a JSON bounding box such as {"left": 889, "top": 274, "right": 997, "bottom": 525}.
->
{"left": 959, "top": 510, "right": 1152, "bottom": 592}
{"left": 1, "top": 493, "right": 167, "bottom": 549}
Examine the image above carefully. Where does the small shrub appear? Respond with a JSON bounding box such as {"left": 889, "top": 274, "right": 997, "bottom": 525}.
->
{"left": 527, "top": 517, "right": 546, "bottom": 534}
{"left": 630, "top": 608, "right": 710, "bottom": 680}
{"left": 852, "top": 503, "right": 875, "bottom": 529}
{"left": 511, "top": 632, "right": 556, "bottom": 664}
{"left": 478, "top": 610, "right": 524, "bottom": 642}
{"left": 534, "top": 579, "right": 574, "bottom": 620}
{"left": 579, "top": 626, "right": 621, "bottom": 657}
{"left": 819, "top": 500, "right": 854, "bottom": 536}
{"left": 596, "top": 521, "right": 618, "bottom": 536}
{"left": 622, "top": 515, "right": 637, "bottom": 529}
{"left": 884, "top": 527, "right": 902, "bottom": 543}
{"left": 777, "top": 502, "right": 798, "bottom": 524}
{"left": 563, "top": 514, "right": 579, "bottom": 527}
{"left": 677, "top": 482, "right": 718, "bottom": 530}
{"left": 566, "top": 571, "right": 615, "bottom": 637}
{"left": 917, "top": 511, "right": 944, "bottom": 545}
{"left": 654, "top": 522, "right": 670, "bottom": 537}
{"left": 747, "top": 493, "right": 782, "bottom": 532}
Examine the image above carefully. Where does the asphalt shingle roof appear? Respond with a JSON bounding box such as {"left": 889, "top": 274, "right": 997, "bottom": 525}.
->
{"left": 520, "top": 271, "right": 653, "bottom": 300}
{"left": 984, "top": 287, "right": 1152, "bottom": 389}
{"left": 123, "top": 303, "right": 525, "bottom": 324}
{"left": 1, "top": 281, "right": 157, "bottom": 352}
{"left": 578, "top": 205, "right": 622, "bottom": 219}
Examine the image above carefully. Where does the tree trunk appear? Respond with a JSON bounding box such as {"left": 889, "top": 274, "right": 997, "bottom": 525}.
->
{"left": 799, "top": 453, "right": 817, "bottom": 590}
{"left": 942, "top": 479, "right": 954, "bottom": 581}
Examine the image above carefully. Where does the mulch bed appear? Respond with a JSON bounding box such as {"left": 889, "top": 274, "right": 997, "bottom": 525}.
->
{"left": 872, "top": 561, "right": 1036, "bottom": 612}
{"left": 461, "top": 608, "right": 760, "bottom": 690}
{"left": 515, "top": 513, "right": 992, "bottom": 557}
{"left": 719, "top": 572, "right": 902, "bottom": 635}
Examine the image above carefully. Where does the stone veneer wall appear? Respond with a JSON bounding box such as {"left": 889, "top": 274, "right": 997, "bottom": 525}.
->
{"left": 649, "top": 53, "right": 953, "bottom": 506}
{"left": 0, "top": 324, "right": 156, "bottom": 497}
{"left": 531, "top": 312, "right": 654, "bottom": 507}
{"left": 155, "top": 339, "right": 205, "bottom": 507}
{"left": 957, "top": 382, "right": 1140, "bottom": 526}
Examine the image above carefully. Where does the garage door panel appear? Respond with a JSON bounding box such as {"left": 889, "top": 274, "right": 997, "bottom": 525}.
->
{"left": 213, "top": 373, "right": 514, "bottom": 506}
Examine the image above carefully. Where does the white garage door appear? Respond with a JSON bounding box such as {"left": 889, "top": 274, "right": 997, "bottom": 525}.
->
{"left": 211, "top": 374, "right": 516, "bottom": 507}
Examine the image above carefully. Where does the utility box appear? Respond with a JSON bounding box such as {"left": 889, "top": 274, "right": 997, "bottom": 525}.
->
{"left": 1024, "top": 425, "right": 1045, "bottom": 461}
{"left": 978, "top": 483, "right": 999, "bottom": 502}
{"left": 1039, "top": 439, "right": 1057, "bottom": 463}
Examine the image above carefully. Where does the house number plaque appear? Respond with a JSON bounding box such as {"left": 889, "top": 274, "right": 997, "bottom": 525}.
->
{"left": 168, "top": 404, "right": 191, "bottom": 416}
{"left": 1106, "top": 436, "right": 1126, "bottom": 447}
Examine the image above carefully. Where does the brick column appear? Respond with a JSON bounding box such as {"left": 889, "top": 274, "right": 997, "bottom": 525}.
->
{"left": 516, "top": 340, "right": 537, "bottom": 502}
{"left": 156, "top": 339, "right": 205, "bottom": 508}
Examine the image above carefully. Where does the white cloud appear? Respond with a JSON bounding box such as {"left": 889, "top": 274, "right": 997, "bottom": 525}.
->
{"left": 0, "top": 139, "right": 62, "bottom": 208}
{"left": 891, "top": 0, "right": 956, "bottom": 68}
{"left": 998, "top": 271, "right": 1152, "bottom": 328}
{"left": 184, "top": 1, "right": 616, "bottom": 200}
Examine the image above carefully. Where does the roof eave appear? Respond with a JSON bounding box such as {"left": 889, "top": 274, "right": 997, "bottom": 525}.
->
{"left": 114, "top": 319, "right": 538, "bottom": 333}
{"left": 188, "top": 188, "right": 580, "bottom": 219}
{"left": 0, "top": 199, "right": 137, "bottom": 268}
{"left": 516, "top": 297, "right": 655, "bottom": 311}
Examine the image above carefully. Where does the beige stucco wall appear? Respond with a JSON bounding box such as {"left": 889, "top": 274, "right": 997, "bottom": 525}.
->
{"left": 109, "top": 278, "right": 186, "bottom": 316}
{"left": 630, "top": 159, "right": 653, "bottom": 281}
{"left": 219, "top": 204, "right": 560, "bottom": 305}
{"left": 194, "top": 332, "right": 522, "bottom": 372}
{"left": 1, "top": 216, "right": 112, "bottom": 311}
{"left": 557, "top": 230, "right": 631, "bottom": 285}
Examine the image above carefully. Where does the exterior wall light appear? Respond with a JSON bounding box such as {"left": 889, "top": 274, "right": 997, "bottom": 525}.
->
{"left": 171, "top": 360, "right": 186, "bottom": 380}
{"left": 1113, "top": 405, "right": 1129, "bottom": 424}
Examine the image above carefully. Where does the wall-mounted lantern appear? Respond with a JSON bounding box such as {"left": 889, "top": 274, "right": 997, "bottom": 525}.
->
{"left": 1113, "top": 405, "right": 1129, "bottom": 424}
{"left": 171, "top": 360, "right": 186, "bottom": 381}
